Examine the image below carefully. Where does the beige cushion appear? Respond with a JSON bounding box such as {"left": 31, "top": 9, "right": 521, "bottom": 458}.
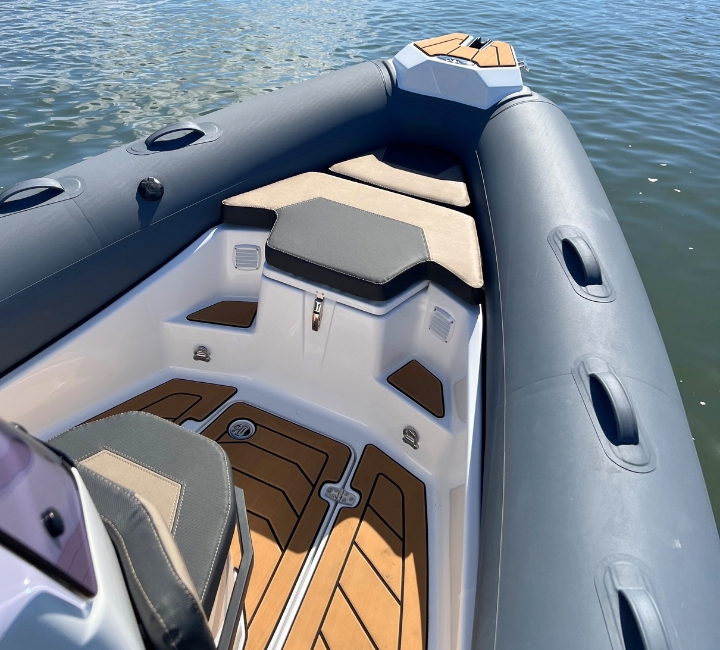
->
{"left": 329, "top": 145, "right": 471, "bottom": 208}
{"left": 223, "top": 172, "right": 483, "bottom": 290}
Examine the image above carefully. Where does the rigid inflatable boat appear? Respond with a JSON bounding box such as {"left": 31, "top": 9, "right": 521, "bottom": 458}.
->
{"left": 0, "top": 33, "right": 718, "bottom": 650}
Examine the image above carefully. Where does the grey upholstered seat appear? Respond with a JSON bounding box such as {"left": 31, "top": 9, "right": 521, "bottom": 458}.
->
{"left": 50, "top": 412, "right": 241, "bottom": 650}
{"left": 222, "top": 172, "right": 483, "bottom": 304}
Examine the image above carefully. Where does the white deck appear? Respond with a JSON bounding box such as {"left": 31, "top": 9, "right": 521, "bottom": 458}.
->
{"left": 0, "top": 224, "right": 483, "bottom": 650}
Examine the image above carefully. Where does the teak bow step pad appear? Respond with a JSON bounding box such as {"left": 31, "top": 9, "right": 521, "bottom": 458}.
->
{"left": 202, "top": 403, "right": 351, "bottom": 650}
{"left": 284, "top": 445, "right": 428, "bottom": 650}
{"left": 414, "top": 33, "right": 516, "bottom": 68}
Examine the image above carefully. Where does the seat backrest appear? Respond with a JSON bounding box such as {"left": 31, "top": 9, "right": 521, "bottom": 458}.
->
{"left": 78, "top": 465, "right": 216, "bottom": 650}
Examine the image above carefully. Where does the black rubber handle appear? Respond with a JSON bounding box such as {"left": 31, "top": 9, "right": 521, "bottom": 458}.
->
{"left": 144, "top": 121, "right": 206, "bottom": 148}
{"left": 562, "top": 236, "right": 602, "bottom": 285}
{"left": 619, "top": 589, "right": 671, "bottom": 650}
{"left": 590, "top": 371, "right": 639, "bottom": 445}
{"left": 0, "top": 178, "right": 65, "bottom": 206}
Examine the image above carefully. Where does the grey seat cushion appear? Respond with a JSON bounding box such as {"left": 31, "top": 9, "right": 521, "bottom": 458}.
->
{"left": 266, "top": 197, "right": 430, "bottom": 299}
{"left": 50, "top": 412, "right": 235, "bottom": 616}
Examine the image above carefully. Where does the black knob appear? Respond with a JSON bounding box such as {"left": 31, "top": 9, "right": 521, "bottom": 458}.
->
{"left": 41, "top": 508, "right": 65, "bottom": 538}
{"left": 138, "top": 177, "right": 164, "bottom": 201}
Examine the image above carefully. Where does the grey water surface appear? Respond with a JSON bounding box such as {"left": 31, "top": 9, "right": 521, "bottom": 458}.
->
{"left": 1, "top": 0, "right": 719, "bottom": 528}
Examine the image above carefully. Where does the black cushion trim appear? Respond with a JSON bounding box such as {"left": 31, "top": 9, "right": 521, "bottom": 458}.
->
{"left": 77, "top": 466, "right": 215, "bottom": 650}
{"left": 265, "top": 245, "right": 428, "bottom": 301}
{"left": 222, "top": 204, "right": 277, "bottom": 229}
{"left": 51, "top": 412, "right": 235, "bottom": 615}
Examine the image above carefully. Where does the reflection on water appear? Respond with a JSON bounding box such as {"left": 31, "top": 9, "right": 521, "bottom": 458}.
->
{"left": 1, "top": 0, "right": 719, "bottom": 526}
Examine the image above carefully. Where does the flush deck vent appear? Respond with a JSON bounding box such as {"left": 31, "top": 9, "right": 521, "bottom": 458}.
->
{"left": 429, "top": 306, "right": 455, "bottom": 343}
{"left": 234, "top": 244, "right": 261, "bottom": 270}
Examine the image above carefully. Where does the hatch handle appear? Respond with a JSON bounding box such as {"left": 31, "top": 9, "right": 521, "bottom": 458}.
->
{"left": 589, "top": 371, "right": 639, "bottom": 445}
{"left": 144, "top": 121, "right": 207, "bottom": 148}
{"left": 618, "top": 589, "right": 671, "bottom": 650}
{"left": 562, "top": 235, "right": 602, "bottom": 285}
{"left": 0, "top": 178, "right": 65, "bottom": 206}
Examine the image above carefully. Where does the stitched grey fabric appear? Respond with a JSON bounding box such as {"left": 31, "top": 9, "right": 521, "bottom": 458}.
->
{"left": 51, "top": 412, "right": 235, "bottom": 615}
{"left": 77, "top": 465, "right": 215, "bottom": 650}
{"left": 266, "top": 197, "right": 430, "bottom": 300}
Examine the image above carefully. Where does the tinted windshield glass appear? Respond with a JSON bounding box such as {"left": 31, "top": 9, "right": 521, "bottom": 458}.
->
{"left": 0, "top": 420, "right": 96, "bottom": 596}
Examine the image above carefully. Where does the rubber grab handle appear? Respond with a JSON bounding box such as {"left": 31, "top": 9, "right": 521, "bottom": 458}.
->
{"left": 0, "top": 178, "right": 65, "bottom": 206}
{"left": 619, "top": 589, "right": 671, "bottom": 650}
{"left": 144, "top": 121, "right": 206, "bottom": 148}
{"left": 589, "top": 371, "right": 639, "bottom": 445}
{"left": 562, "top": 236, "right": 602, "bottom": 285}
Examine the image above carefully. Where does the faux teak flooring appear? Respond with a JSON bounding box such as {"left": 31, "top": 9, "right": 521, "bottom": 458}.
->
{"left": 202, "top": 403, "right": 351, "bottom": 650}
{"left": 93, "top": 380, "right": 428, "bottom": 650}
{"left": 284, "top": 445, "right": 428, "bottom": 650}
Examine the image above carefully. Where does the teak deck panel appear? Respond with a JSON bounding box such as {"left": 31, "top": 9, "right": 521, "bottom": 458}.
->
{"left": 90, "top": 381, "right": 428, "bottom": 650}
{"left": 387, "top": 360, "right": 445, "bottom": 418}
{"left": 414, "top": 33, "right": 468, "bottom": 49}
{"left": 187, "top": 300, "right": 258, "bottom": 328}
{"left": 202, "top": 403, "right": 351, "bottom": 650}
{"left": 284, "top": 445, "right": 428, "bottom": 650}
{"left": 88, "top": 378, "right": 237, "bottom": 425}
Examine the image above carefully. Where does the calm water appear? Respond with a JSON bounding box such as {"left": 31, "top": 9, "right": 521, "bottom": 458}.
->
{"left": 1, "top": 0, "right": 719, "bottom": 526}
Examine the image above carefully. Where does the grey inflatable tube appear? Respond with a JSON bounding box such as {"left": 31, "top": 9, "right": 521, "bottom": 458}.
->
{"left": 1, "top": 60, "right": 719, "bottom": 649}
{"left": 0, "top": 61, "right": 393, "bottom": 375}
{"left": 471, "top": 97, "right": 720, "bottom": 650}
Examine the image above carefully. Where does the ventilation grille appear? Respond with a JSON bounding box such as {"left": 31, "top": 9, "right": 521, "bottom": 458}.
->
{"left": 234, "top": 245, "right": 260, "bottom": 270}
{"left": 429, "top": 307, "right": 455, "bottom": 343}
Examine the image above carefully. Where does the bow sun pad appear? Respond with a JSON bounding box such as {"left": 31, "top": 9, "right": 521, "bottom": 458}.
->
{"left": 330, "top": 144, "right": 471, "bottom": 208}
{"left": 222, "top": 173, "right": 483, "bottom": 304}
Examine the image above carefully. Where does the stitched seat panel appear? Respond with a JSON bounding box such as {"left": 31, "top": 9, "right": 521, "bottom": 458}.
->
{"left": 51, "top": 411, "right": 235, "bottom": 614}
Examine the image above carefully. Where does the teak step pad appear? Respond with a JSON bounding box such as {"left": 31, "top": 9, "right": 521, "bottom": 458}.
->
{"left": 88, "top": 379, "right": 237, "bottom": 425}
{"left": 388, "top": 360, "right": 445, "bottom": 418}
{"left": 284, "top": 445, "right": 428, "bottom": 650}
{"left": 202, "top": 403, "right": 351, "bottom": 650}
{"left": 187, "top": 300, "right": 258, "bottom": 328}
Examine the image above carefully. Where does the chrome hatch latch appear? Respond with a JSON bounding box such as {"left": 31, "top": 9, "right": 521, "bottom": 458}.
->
{"left": 311, "top": 292, "right": 324, "bottom": 332}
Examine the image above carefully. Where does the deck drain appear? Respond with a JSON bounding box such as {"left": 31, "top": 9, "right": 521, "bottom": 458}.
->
{"left": 228, "top": 419, "right": 256, "bottom": 440}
